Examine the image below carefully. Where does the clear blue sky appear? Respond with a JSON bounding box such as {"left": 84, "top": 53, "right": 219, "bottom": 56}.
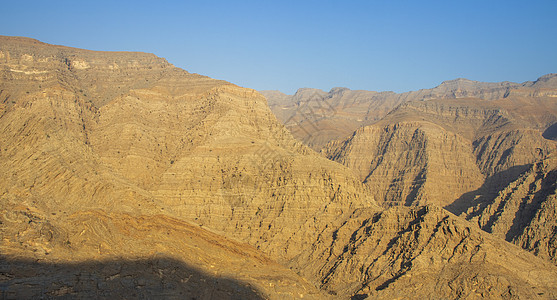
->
{"left": 2, "top": 0, "right": 556, "bottom": 94}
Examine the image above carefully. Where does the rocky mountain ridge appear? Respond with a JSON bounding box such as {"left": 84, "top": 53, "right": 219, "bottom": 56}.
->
{"left": 322, "top": 97, "right": 557, "bottom": 203}
{"left": 262, "top": 73, "right": 557, "bottom": 149}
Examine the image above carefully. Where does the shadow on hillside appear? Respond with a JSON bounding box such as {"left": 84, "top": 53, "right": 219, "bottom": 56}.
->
{"left": 542, "top": 123, "right": 557, "bottom": 141}
{"left": 445, "top": 165, "right": 531, "bottom": 216}
{"left": 0, "top": 255, "right": 264, "bottom": 299}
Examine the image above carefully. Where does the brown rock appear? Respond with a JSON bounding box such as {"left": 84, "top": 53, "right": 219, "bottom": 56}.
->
{"left": 462, "top": 156, "right": 557, "bottom": 264}
{"left": 292, "top": 205, "right": 557, "bottom": 299}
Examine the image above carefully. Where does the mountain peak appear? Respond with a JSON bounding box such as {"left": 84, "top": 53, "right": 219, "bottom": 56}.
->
{"left": 531, "top": 73, "right": 557, "bottom": 88}
{"left": 329, "top": 87, "right": 350, "bottom": 94}
{"left": 293, "top": 88, "right": 328, "bottom": 101}
{"left": 441, "top": 77, "right": 474, "bottom": 83}
{"left": 436, "top": 78, "right": 477, "bottom": 89}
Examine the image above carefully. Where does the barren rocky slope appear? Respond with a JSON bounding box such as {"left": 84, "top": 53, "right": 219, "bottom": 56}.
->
{"left": 460, "top": 156, "right": 557, "bottom": 264}
{"left": 323, "top": 95, "right": 557, "bottom": 208}
{"left": 2, "top": 36, "right": 557, "bottom": 299}
{"left": 293, "top": 205, "right": 557, "bottom": 299}
{"left": 0, "top": 36, "right": 366, "bottom": 298}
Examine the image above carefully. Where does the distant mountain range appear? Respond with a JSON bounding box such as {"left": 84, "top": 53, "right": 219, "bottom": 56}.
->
{"left": 261, "top": 73, "right": 557, "bottom": 150}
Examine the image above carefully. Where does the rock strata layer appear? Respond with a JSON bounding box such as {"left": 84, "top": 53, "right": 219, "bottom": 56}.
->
{"left": 462, "top": 156, "right": 557, "bottom": 264}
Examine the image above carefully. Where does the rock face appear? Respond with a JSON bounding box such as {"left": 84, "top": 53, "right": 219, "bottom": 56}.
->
{"left": 323, "top": 94, "right": 557, "bottom": 205}
{"left": 323, "top": 120, "right": 486, "bottom": 207}
{"left": 2, "top": 36, "right": 557, "bottom": 299}
{"left": 462, "top": 156, "right": 557, "bottom": 264}
{"left": 293, "top": 205, "right": 557, "bottom": 299}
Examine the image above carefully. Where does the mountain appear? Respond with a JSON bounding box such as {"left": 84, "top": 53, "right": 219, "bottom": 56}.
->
{"left": 2, "top": 36, "right": 557, "bottom": 299}
{"left": 262, "top": 74, "right": 557, "bottom": 150}
{"left": 261, "top": 87, "right": 401, "bottom": 150}
{"left": 323, "top": 94, "right": 557, "bottom": 206}
{"left": 311, "top": 75, "right": 557, "bottom": 266}
{"left": 0, "top": 35, "right": 369, "bottom": 298}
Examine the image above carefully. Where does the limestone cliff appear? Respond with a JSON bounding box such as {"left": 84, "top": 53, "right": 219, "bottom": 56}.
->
{"left": 0, "top": 36, "right": 374, "bottom": 262}
{"left": 323, "top": 121, "right": 485, "bottom": 207}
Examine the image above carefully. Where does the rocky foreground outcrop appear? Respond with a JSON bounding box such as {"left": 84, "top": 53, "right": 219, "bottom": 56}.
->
{"left": 0, "top": 205, "right": 319, "bottom": 299}
{"left": 1, "top": 36, "right": 557, "bottom": 299}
